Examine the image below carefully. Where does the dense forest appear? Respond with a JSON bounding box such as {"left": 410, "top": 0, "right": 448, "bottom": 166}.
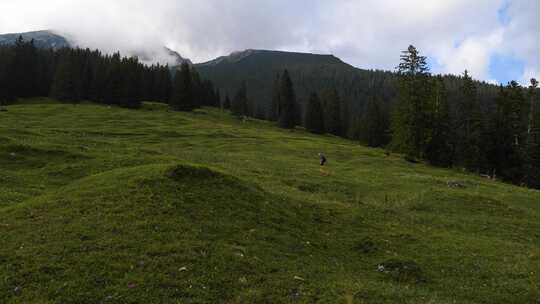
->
{"left": 0, "top": 37, "right": 218, "bottom": 109}
{"left": 195, "top": 49, "right": 500, "bottom": 125}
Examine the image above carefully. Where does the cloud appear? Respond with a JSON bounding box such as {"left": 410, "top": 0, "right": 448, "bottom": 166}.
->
{"left": 501, "top": 0, "right": 540, "bottom": 84}
{"left": 434, "top": 30, "right": 504, "bottom": 80}
{"left": 0, "top": 0, "right": 537, "bottom": 83}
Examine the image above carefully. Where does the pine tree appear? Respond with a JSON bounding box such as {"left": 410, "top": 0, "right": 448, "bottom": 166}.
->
{"left": 223, "top": 94, "right": 231, "bottom": 110}
{"left": 305, "top": 92, "right": 325, "bottom": 134}
{"left": 277, "top": 70, "right": 297, "bottom": 129}
{"left": 103, "top": 53, "right": 124, "bottom": 106}
{"left": 525, "top": 78, "right": 540, "bottom": 187}
{"left": 358, "top": 96, "right": 390, "bottom": 147}
{"left": 390, "top": 45, "right": 432, "bottom": 160}
{"left": 507, "top": 80, "right": 527, "bottom": 181}
{"left": 8, "top": 36, "right": 39, "bottom": 99}
{"left": 321, "top": 88, "right": 342, "bottom": 135}
{"left": 0, "top": 46, "right": 14, "bottom": 105}
{"left": 454, "top": 70, "right": 484, "bottom": 170}
{"left": 506, "top": 80, "right": 527, "bottom": 147}
{"left": 487, "top": 82, "right": 526, "bottom": 183}
{"left": 119, "top": 57, "right": 142, "bottom": 109}
{"left": 216, "top": 88, "right": 222, "bottom": 109}
{"left": 191, "top": 69, "right": 202, "bottom": 108}
{"left": 231, "top": 81, "right": 248, "bottom": 117}
{"left": 156, "top": 65, "right": 172, "bottom": 103}
{"left": 170, "top": 62, "right": 194, "bottom": 111}
{"left": 425, "top": 76, "right": 453, "bottom": 166}
{"left": 270, "top": 74, "right": 281, "bottom": 121}
{"left": 50, "top": 51, "right": 78, "bottom": 101}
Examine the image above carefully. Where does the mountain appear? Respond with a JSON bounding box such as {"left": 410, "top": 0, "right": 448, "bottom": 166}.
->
{"left": 0, "top": 30, "right": 190, "bottom": 65}
{"left": 164, "top": 47, "right": 192, "bottom": 65}
{"left": 195, "top": 49, "right": 399, "bottom": 120}
{"left": 197, "top": 49, "right": 345, "bottom": 67}
{"left": 133, "top": 47, "right": 192, "bottom": 66}
{"left": 194, "top": 49, "right": 499, "bottom": 123}
{"left": 0, "top": 30, "right": 70, "bottom": 49}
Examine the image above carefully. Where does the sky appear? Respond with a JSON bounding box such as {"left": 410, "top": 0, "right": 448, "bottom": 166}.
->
{"left": 0, "top": 0, "right": 538, "bottom": 85}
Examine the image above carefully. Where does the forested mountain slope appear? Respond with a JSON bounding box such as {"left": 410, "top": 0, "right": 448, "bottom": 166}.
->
{"left": 195, "top": 49, "right": 498, "bottom": 122}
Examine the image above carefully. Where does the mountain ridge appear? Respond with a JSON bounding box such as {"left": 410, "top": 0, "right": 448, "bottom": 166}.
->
{"left": 197, "top": 49, "right": 346, "bottom": 67}
{"left": 0, "top": 30, "right": 70, "bottom": 49}
{"left": 0, "top": 30, "right": 190, "bottom": 65}
{"left": 194, "top": 48, "right": 399, "bottom": 121}
{"left": 193, "top": 48, "right": 499, "bottom": 125}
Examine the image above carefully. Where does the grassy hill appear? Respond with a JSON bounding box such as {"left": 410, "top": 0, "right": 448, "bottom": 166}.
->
{"left": 0, "top": 100, "right": 539, "bottom": 303}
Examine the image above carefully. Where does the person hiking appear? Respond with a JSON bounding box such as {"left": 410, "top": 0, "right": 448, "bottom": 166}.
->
{"left": 318, "top": 152, "right": 329, "bottom": 176}
{"left": 319, "top": 152, "right": 327, "bottom": 166}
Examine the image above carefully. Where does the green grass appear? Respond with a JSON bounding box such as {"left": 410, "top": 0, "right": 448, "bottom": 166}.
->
{"left": 0, "top": 100, "right": 539, "bottom": 303}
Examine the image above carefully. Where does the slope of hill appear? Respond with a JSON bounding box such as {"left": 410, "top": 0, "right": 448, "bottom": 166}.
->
{"left": 0, "top": 100, "right": 538, "bottom": 303}
{"left": 0, "top": 30, "right": 70, "bottom": 49}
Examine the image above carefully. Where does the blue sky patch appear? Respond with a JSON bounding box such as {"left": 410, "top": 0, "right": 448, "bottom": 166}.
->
{"left": 497, "top": 0, "right": 512, "bottom": 26}
{"left": 488, "top": 53, "right": 524, "bottom": 84}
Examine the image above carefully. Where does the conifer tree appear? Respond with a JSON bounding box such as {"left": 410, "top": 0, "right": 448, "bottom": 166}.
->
{"left": 216, "top": 88, "right": 221, "bottom": 109}
{"left": 170, "top": 62, "right": 194, "bottom": 111}
{"left": 305, "top": 92, "right": 325, "bottom": 134}
{"left": 277, "top": 70, "right": 297, "bottom": 129}
{"left": 50, "top": 52, "right": 78, "bottom": 101}
{"left": 425, "top": 76, "right": 453, "bottom": 166}
{"left": 0, "top": 46, "right": 14, "bottom": 105}
{"left": 390, "top": 45, "right": 432, "bottom": 160}
{"left": 103, "top": 53, "right": 124, "bottom": 106}
{"left": 454, "top": 70, "right": 484, "bottom": 170}
{"left": 223, "top": 94, "right": 231, "bottom": 110}
{"left": 8, "top": 36, "right": 39, "bottom": 99}
{"left": 232, "top": 81, "right": 248, "bottom": 117}
{"left": 487, "top": 82, "right": 526, "bottom": 183}
{"left": 270, "top": 74, "right": 281, "bottom": 121}
{"left": 191, "top": 69, "right": 202, "bottom": 108}
{"left": 156, "top": 65, "right": 172, "bottom": 103}
{"left": 525, "top": 78, "right": 540, "bottom": 187}
{"left": 358, "top": 96, "right": 390, "bottom": 147}
{"left": 321, "top": 88, "right": 342, "bottom": 135}
{"left": 506, "top": 80, "right": 527, "bottom": 147}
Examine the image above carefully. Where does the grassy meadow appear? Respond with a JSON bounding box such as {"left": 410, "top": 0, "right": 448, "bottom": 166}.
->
{"left": 0, "top": 99, "right": 539, "bottom": 303}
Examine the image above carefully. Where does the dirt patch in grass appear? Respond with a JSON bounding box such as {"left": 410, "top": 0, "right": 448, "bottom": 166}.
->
{"left": 354, "top": 237, "right": 378, "bottom": 254}
{"left": 377, "top": 259, "right": 427, "bottom": 284}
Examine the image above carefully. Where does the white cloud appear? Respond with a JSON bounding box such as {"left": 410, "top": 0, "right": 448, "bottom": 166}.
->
{"left": 0, "top": 0, "right": 536, "bottom": 83}
{"left": 434, "top": 30, "right": 504, "bottom": 80}
{"left": 502, "top": 0, "right": 540, "bottom": 84}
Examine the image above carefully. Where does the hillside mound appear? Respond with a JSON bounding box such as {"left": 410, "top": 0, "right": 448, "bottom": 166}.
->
{"left": 0, "top": 164, "right": 329, "bottom": 303}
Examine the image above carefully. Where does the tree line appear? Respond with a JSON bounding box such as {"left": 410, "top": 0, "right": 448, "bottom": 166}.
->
{"left": 0, "top": 37, "right": 219, "bottom": 109}
{"left": 225, "top": 46, "right": 540, "bottom": 189}
{"left": 389, "top": 45, "right": 540, "bottom": 188}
